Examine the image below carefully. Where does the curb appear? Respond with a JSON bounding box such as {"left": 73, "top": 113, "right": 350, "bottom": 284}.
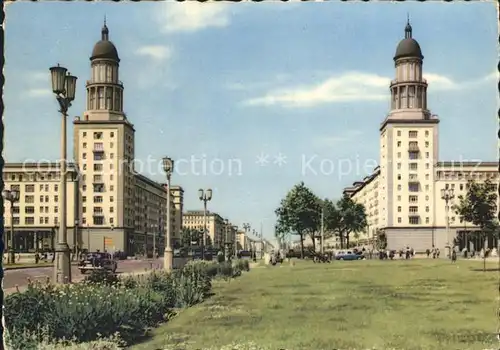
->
{"left": 4, "top": 262, "right": 80, "bottom": 271}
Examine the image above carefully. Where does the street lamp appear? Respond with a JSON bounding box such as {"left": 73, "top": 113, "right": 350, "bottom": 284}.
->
{"left": 74, "top": 219, "right": 79, "bottom": 260}
{"left": 441, "top": 187, "right": 455, "bottom": 258}
{"left": 50, "top": 63, "right": 77, "bottom": 284}
{"left": 2, "top": 189, "right": 20, "bottom": 264}
{"left": 162, "top": 156, "right": 174, "bottom": 271}
{"left": 198, "top": 188, "right": 213, "bottom": 260}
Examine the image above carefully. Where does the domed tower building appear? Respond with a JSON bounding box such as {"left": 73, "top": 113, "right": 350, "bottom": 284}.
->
{"left": 73, "top": 21, "right": 137, "bottom": 254}
{"left": 379, "top": 19, "right": 440, "bottom": 251}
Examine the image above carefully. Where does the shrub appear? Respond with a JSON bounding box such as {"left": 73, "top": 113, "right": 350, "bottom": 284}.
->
{"left": 5, "top": 259, "right": 250, "bottom": 349}
{"left": 234, "top": 259, "right": 250, "bottom": 272}
{"left": 83, "top": 269, "right": 120, "bottom": 286}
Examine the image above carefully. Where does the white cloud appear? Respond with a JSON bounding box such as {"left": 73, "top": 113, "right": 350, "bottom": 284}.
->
{"left": 243, "top": 72, "right": 390, "bottom": 108}
{"left": 136, "top": 45, "right": 173, "bottom": 62}
{"left": 159, "top": 2, "right": 231, "bottom": 33}
{"left": 314, "top": 130, "right": 364, "bottom": 147}
{"left": 243, "top": 71, "right": 494, "bottom": 108}
{"left": 27, "top": 89, "right": 52, "bottom": 97}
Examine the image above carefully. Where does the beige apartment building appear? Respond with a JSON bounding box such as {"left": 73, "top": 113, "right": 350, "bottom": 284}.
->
{"left": 2, "top": 23, "right": 184, "bottom": 255}
{"left": 342, "top": 21, "right": 498, "bottom": 253}
{"left": 182, "top": 210, "right": 233, "bottom": 248}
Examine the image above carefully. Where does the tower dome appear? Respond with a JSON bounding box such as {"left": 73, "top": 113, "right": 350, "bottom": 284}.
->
{"left": 90, "top": 20, "right": 120, "bottom": 62}
{"left": 394, "top": 19, "right": 423, "bottom": 60}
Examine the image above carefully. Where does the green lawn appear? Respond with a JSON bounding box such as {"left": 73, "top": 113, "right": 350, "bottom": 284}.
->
{"left": 132, "top": 259, "right": 499, "bottom": 350}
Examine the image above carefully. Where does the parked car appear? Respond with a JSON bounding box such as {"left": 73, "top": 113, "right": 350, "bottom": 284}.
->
{"left": 335, "top": 250, "right": 365, "bottom": 261}
{"left": 79, "top": 252, "right": 117, "bottom": 274}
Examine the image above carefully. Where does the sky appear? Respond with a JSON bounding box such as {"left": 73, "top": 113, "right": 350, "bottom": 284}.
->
{"left": 4, "top": 1, "right": 498, "bottom": 242}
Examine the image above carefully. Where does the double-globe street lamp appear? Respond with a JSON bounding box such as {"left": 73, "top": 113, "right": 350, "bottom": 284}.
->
{"left": 441, "top": 187, "right": 455, "bottom": 258}
{"left": 243, "top": 223, "right": 250, "bottom": 253}
{"left": 50, "top": 63, "right": 77, "bottom": 284}
{"left": 198, "top": 188, "right": 213, "bottom": 260}
{"left": 2, "top": 189, "right": 20, "bottom": 264}
{"left": 162, "top": 157, "right": 174, "bottom": 271}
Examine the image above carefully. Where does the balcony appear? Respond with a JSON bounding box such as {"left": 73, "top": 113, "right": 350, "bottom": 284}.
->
{"left": 408, "top": 212, "right": 419, "bottom": 217}
{"left": 408, "top": 175, "right": 419, "bottom": 184}
{"left": 92, "top": 213, "right": 104, "bottom": 217}
{"left": 408, "top": 143, "right": 419, "bottom": 152}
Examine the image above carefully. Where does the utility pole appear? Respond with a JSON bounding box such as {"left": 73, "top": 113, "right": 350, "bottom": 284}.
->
{"left": 320, "top": 207, "right": 324, "bottom": 255}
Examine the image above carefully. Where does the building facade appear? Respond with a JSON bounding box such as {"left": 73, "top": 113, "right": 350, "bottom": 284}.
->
{"left": 343, "top": 21, "right": 498, "bottom": 253}
{"left": 3, "top": 23, "right": 184, "bottom": 255}
{"left": 182, "top": 210, "right": 227, "bottom": 248}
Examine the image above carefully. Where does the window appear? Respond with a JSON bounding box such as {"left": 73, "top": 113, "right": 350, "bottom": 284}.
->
{"left": 397, "top": 141, "right": 401, "bottom": 147}
{"left": 94, "top": 164, "right": 103, "bottom": 171}
{"left": 425, "top": 206, "right": 430, "bottom": 213}
{"left": 82, "top": 196, "right": 87, "bottom": 203}
{"left": 94, "top": 132, "right": 103, "bottom": 140}
{"left": 54, "top": 206, "right": 58, "bottom": 213}
{"left": 39, "top": 217, "right": 43, "bottom": 224}
{"left": 425, "top": 163, "right": 429, "bottom": 169}
{"left": 54, "top": 196, "right": 58, "bottom": 202}
{"left": 425, "top": 185, "right": 429, "bottom": 191}
{"left": 409, "top": 131, "right": 418, "bottom": 138}
{"left": 409, "top": 206, "right": 418, "bottom": 213}
{"left": 93, "top": 216, "right": 104, "bottom": 225}
{"left": 110, "top": 218, "right": 114, "bottom": 224}
{"left": 425, "top": 130, "right": 429, "bottom": 137}
{"left": 83, "top": 153, "right": 87, "bottom": 159}
{"left": 397, "top": 174, "right": 401, "bottom": 180}
{"left": 110, "top": 153, "right": 114, "bottom": 159}
{"left": 409, "top": 217, "right": 419, "bottom": 225}
{"left": 83, "top": 132, "right": 87, "bottom": 137}
{"left": 425, "top": 217, "right": 430, "bottom": 224}
{"left": 425, "top": 195, "right": 429, "bottom": 201}
{"left": 39, "top": 184, "right": 44, "bottom": 191}
{"left": 397, "top": 195, "right": 401, "bottom": 201}
{"left": 45, "top": 184, "right": 49, "bottom": 191}
{"left": 425, "top": 152, "right": 429, "bottom": 158}
{"left": 106, "top": 88, "right": 112, "bottom": 109}
{"left": 409, "top": 163, "right": 418, "bottom": 170}
{"left": 408, "top": 86, "right": 415, "bottom": 108}
{"left": 409, "top": 152, "right": 419, "bottom": 160}
{"left": 55, "top": 217, "right": 58, "bottom": 225}
{"left": 110, "top": 175, "right": 114, "bottom": 180}
{"left": 94, "top": 196, "right": 103, "bottom": 203}
{"left": 39, "top": 206, "right": 44, "bottom": 212}
{"left": 110, "top": 185, "right": 114, "bottom": 191}
{"left": 40, "top": 195, "right": 44, "bottom": 202}
{"left": 110, "top": 142, "right": 114, "bottom": 148}
{"left": 54, "top": 184, "right": 58, "bottom": 191}
{"left": 25, "top": 217, "right": 35, "bottom": 225}
{"left": 445, "top": 184, "right": 449, "bottom": 189}
{"left": 459, "top": 184, "right": 464, "bottom": 191}
{"left": 398, "top": 217, "right": 402, "bottom": 223}
{"left": 110, "top": 196, "right": 114, "bottom": 202}
{"left": 110, "top": 132, "right": 114, "bottom": 138}
{"left": 25, "top": 206, "right": 35, "bottom": 214}
{"left": 44, "top": 217, "right": 49, "bottom": 224}
{"left": 425, "top": 141, "right": 429, "bottom": 147}
{"left": 82, "top": 185, "right": 87, "bottom": 191}
{"left": 397, "top": 152, "right": 401, "bottom": 158}
{"left": 110, "top": 207, "right": 114, "bottom": 213}
{"left": 83, "top": 142, "right": 87, "bottom": 149}
{"left": 25, "top": 184, "right": 35, "bottom": 193}
{"left": 409, "top": 184, "right": 419, "bottom": 192}
{"left": 397, "top": 206, "right": 402, "bottom": 212}
{"left": 397, "top": 130, "right": 401, "bottom": 136}
{"left": 425, "top": 174, "right": 429, "bottom": 180}
{"left": 397, "top": 185, "right": 402, "bottom": 191}
{"left": 397, "top": 163, "right": 401, "bottom": 170}
{"left": 83, "top": 207, "right": 86, "bottom": 213}
{"left": 83, "top": 164, "right": 87, "bottom": 170}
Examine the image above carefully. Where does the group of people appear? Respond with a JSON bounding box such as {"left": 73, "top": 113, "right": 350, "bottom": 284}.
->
{"left": 425, "top": 246, "right": 441, "bottom": 259}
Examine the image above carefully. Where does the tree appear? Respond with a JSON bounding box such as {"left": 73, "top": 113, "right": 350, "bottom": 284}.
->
{"left": 275, "top": 182, "right": 321, "bottom": 258}
{"left": 323, "top": 195, "right": 367, "bottom": 248}
{"left": 454, "top": 179, "right": 498, "bottom": 271}
{"left": 375, "top": 229, "right": 387, "bottom": 251}
{"left": 179, "top": 228, "right": 199, "bottom": 256}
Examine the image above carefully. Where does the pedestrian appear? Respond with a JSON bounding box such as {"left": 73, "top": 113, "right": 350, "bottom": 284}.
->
{"left": 451, "top": 249, "right": 457, "bottom": 263}
{"left": 426, "top": 248, "right": 430, "bottom": 258}
{"left": 436, "top": 248, "right": 440, "bottom": 258}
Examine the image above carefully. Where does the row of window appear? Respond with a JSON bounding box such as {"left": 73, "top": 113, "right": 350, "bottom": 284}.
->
{"left": 24, "top": 195, "right": 58, "bottom": 203}
{"left": 5, "top": 173, "right": 61, "bottom": 182}
{"left": 82, "top": 131, "right": 115, "bottom": 139}
{"left": 82, "top": 196, "right": 114, "bottom": 203}
{"left": 397, "top": 130, "right": 430, "bottom": 138}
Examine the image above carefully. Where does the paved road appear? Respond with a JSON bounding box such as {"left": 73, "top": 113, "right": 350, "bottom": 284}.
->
{"left": 4, "top": 258, "right": 163, "bottom": 291}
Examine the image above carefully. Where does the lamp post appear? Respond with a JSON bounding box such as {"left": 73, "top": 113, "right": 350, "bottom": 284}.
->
{"left": 162, "top": 157, "right": 174, "bottom": 271}
{"left": 74, "top": 219, "right": 79, "bottom": 260}
{"left": 50, "top": 63, "right": 77, "bottom": 284}
{"left": 2, "top": 189, "right": 20, "bottom": 264}
{"left": 441, "top": 188, "right": 455, "bottom": 259}
{"left": 198, "top": 189, "right": 213, "bottom": 260}
{"left": 243, "top": 223, "right": 250, "bottom": 252}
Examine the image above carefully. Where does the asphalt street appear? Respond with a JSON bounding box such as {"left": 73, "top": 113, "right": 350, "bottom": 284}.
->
{"left": 4, "top": 258, "right": 163, "bottom": 293}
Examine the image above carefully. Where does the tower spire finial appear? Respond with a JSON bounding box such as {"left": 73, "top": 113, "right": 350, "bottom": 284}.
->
{"left": 101, "top": 16, "right": 109, "bottom": 41}
{"left": 404, "top": 14, "right": 412, "bottom": 39}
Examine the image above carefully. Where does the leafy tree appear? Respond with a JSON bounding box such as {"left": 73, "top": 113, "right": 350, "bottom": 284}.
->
{"left": 454, "top": 179, "right": 498, "bottom": 271}
{"left": 275, "top": 182, "right": 321, "bottom": 258}
{"left": 322, "top": 195, "right": 367, "bottom": 248}
{"left": 375, "top": 229, "right": 387, "bottom": 251}
{"left": 179, "top": 228, "right": 200, "bottom": 256}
